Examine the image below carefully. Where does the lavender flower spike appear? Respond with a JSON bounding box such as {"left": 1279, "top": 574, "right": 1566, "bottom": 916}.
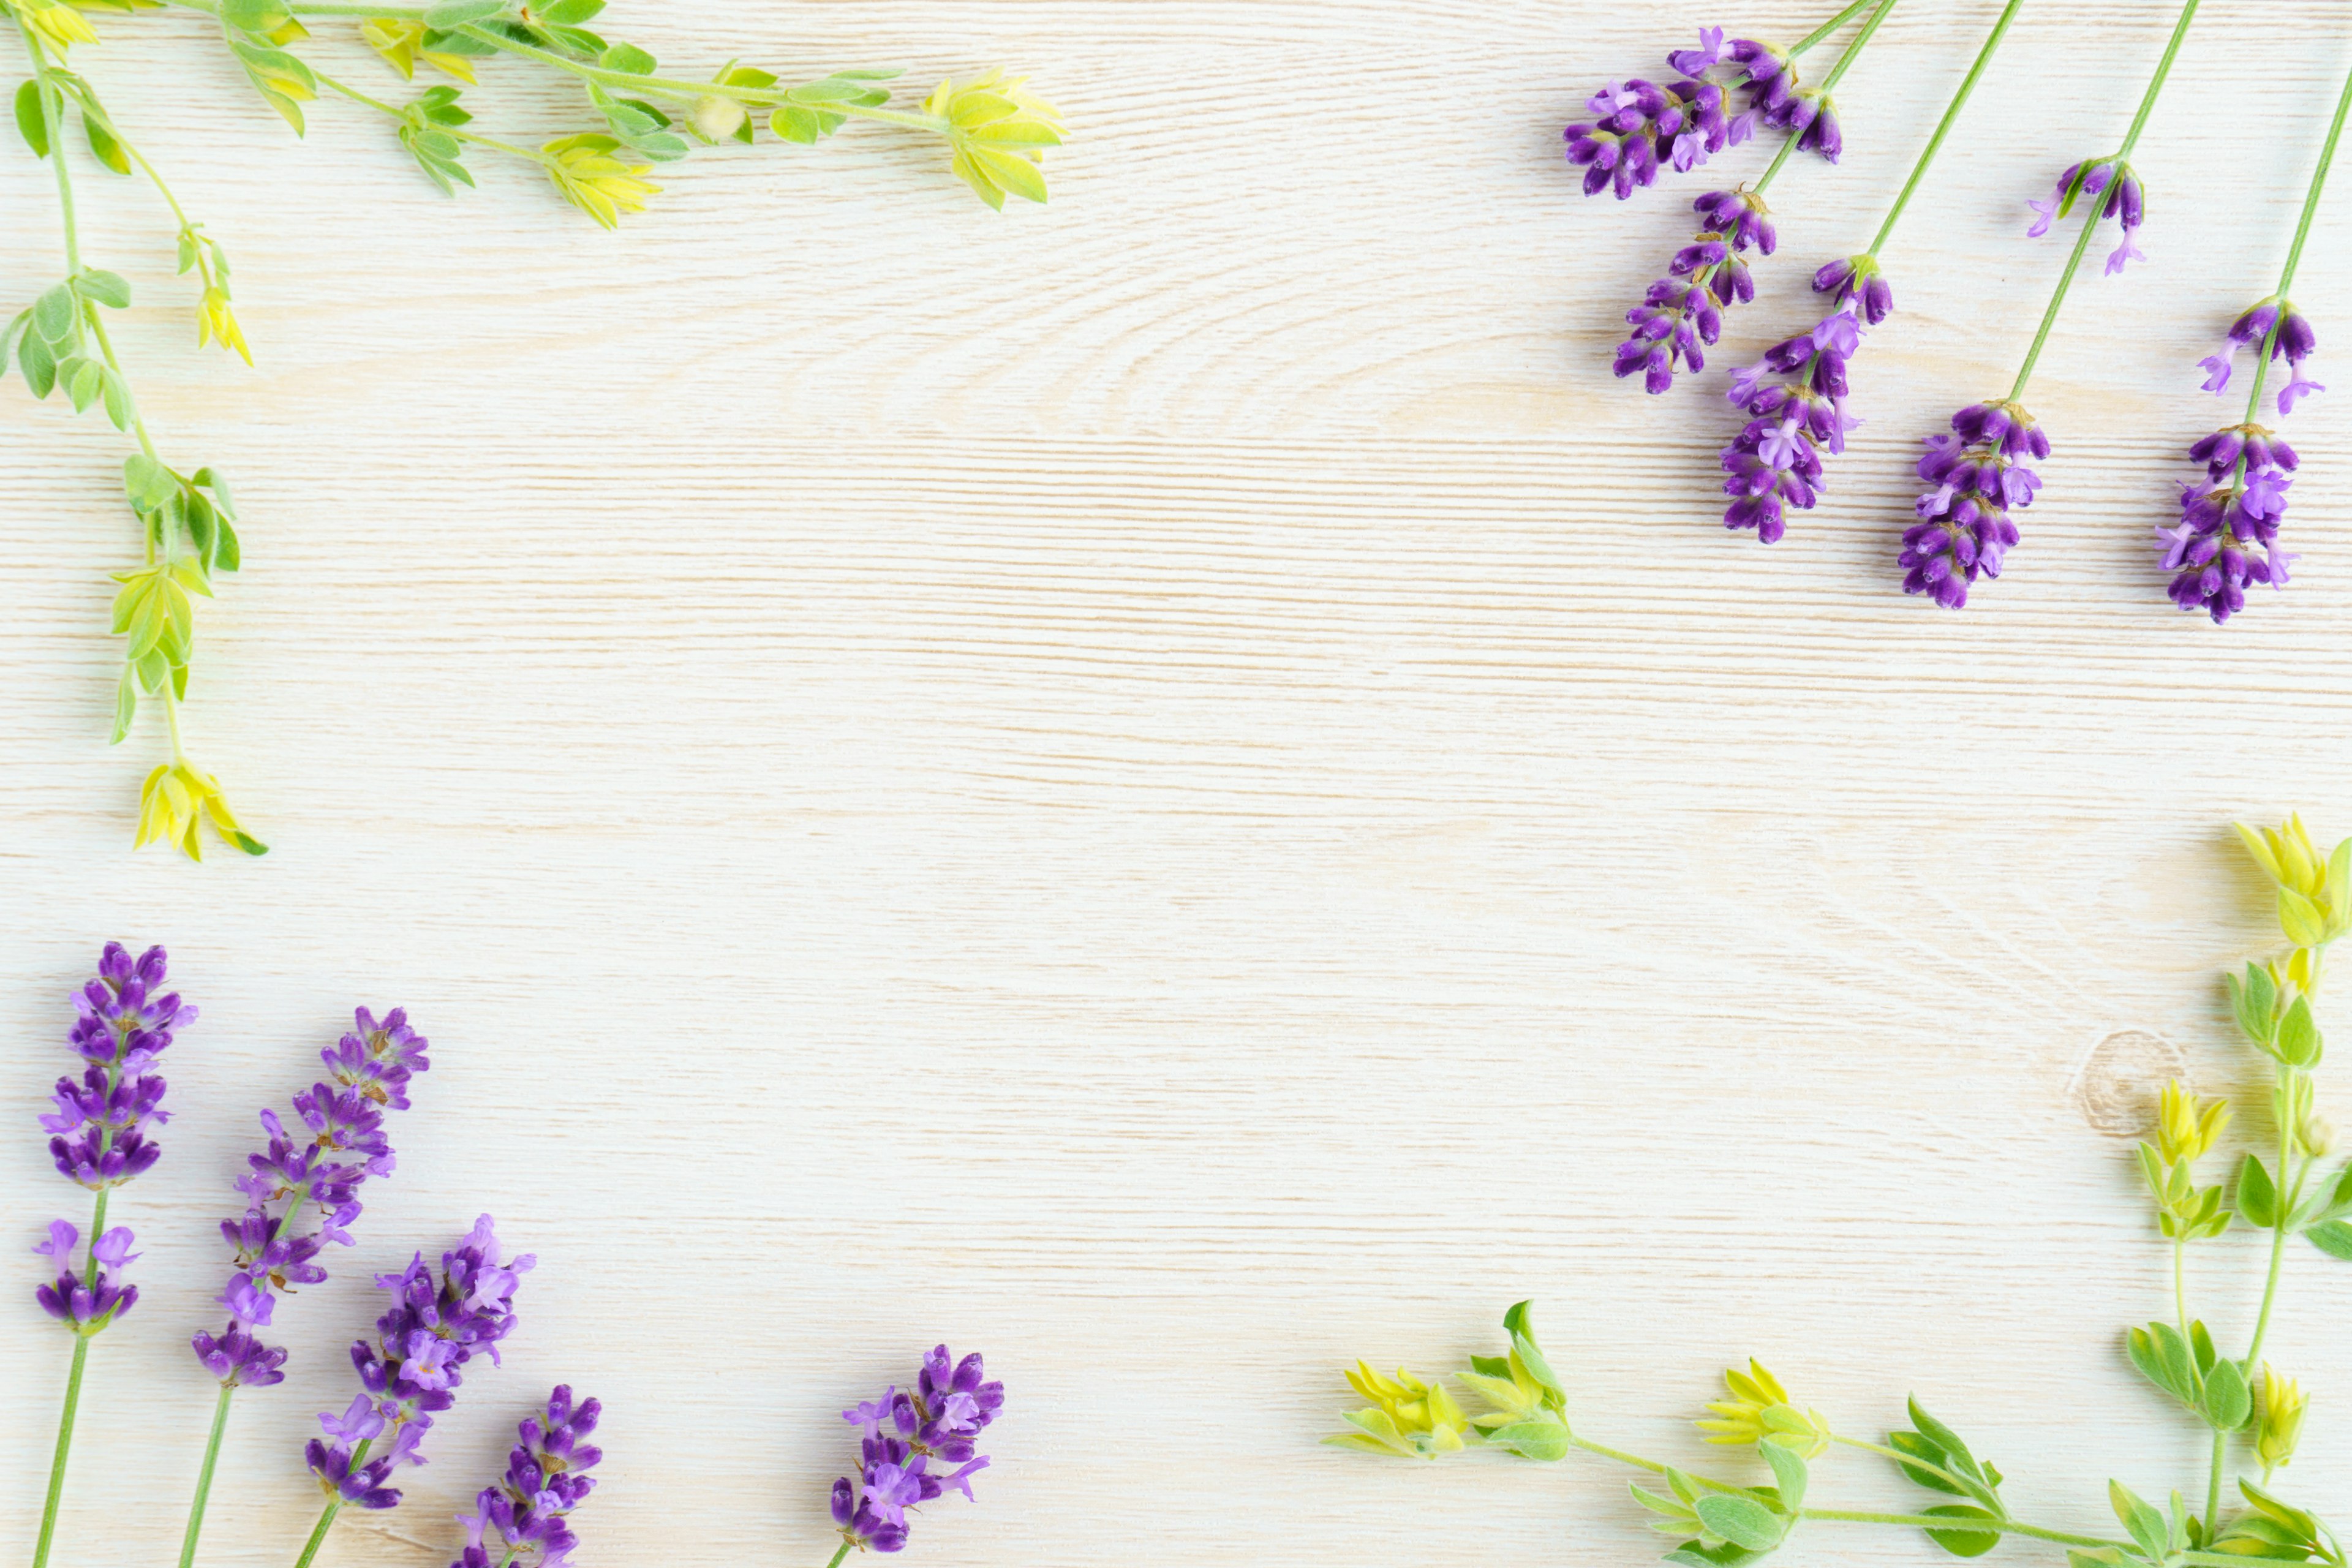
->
{"left": 301, "top": 1217, "right": 532, "bottom": 1531}
{"left": 2026, "top": 157, "right": 2147, "bottom": 274}
{"left": 32, "top": 1221, "right": 141, "bottom": 1332}
{"left": 1900, "top": 400, "right": 2048, "bottom": 608}
{"left": 192, "top": 1006, "right": 432, "bottom": 1389}
{"left": 1719, "top": 255, "right": 1888, "bottom": 543}
{"left": 1564, "top": 24, "right": 1847, "bottom": 200}
{"left": 2161, "top": 301, "right": 2316, "bottom": 623}
{"left": 1616, "top": 187, "right": 1774, "bottom": 395}
{"left": 832, "top": 1345, "right": 1003, "bottom": 1553}
{"left": 450, "top": 1386, "right": 603, "bottom": 1567}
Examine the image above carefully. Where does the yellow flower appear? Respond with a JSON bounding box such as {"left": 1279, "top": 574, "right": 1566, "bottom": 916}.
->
{"left": 923, "top": 69, "right": 1062, "bottom": 210}
{"left": 135, "top": 758, "right": 267, "bottom": 861}
{"left": 2256, "top": 1366, "right": 2307, "bottom": 1471}
{"left": 2155, "top": 1080, "right": 2230, "bottom": 1164}
{"left": 1324, "top": 1363, "right": 1470, "bottom": 1459}
{"left": 2239, "top": 815, "right": 2330, "bottom": 900}
{"left": 2237, "top": 814, "right": 2352, "bottom": 954}
{"left": 541, "top": 133, "right": 660, "bottom": 229}
{"left": 9, "top": 0, "right": 102, "bottom": 50}
{"left": 198, "top": 286, "right": 251, "bottom": 365}
{"left": 1697, "top": 1360, "right": 1833, "bottom": 1458}
{"left": 360, "top": 17, "right": 476, "bottom": 82}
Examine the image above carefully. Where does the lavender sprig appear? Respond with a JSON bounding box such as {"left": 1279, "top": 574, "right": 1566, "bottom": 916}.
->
{"left": 450, "top": 1386, "right": 604, "bottom": 1567}
{"left": 2158, "top": 61, "right": 2349, "bottom": 624}
{"left": 1900, "top": 0, "right": 2201, "bottom": 609}
{"left": 292, "top": 1216, "right": 533, "bottom": 1568}
{"left": 31, "top": 942, "right": 194, "bottom": 1568}
{"left": 1563, "top": 0, "right": 1878, "bottom": 199}
{"left": 829, "top": 1345, "right": 1003, "bottom": 1558}
{"left": 178, "top": 1006, "right": 431, "bottom": 1568}
{"left": 1610, "top": 0, "right": 1896, "bottom": 397}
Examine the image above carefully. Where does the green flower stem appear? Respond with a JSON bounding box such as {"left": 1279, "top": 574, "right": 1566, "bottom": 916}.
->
{"left": 1790, "top": 0, "right": 1879, "bottom": 57}
{"left": 822, "top": 1545, "right": 853, "bottom": 1568}
{"left": 2173, "top": 1232, "right": 2190, "bottom": 1341}
{"left": 51, "top": 77, "right": 220, "bottom": 293}
{"left": 32, "top": 1337, "right": 92, "bottom": 1568}
{"left": 1866, "top": 0, "right": 2025, "bottom": 255}
{"left": 1754, "top": 0, "right": 1894, "bottom": 198}
{"left": 312, "top": 65, "right": 553, "bottom": 165}
{"left": 2207, "top": 1074, "right": 2309, "bottom": 1527}
{"left": 177, "top": 1385, "right": 237, "bottom": 1568}
{"left": 1826, "top": 1433, "right": 1973, "bottom": 1495}
{"left": 1564, "top": 1433, "right": 1747, "bottom": 1494}
{"left": 1798, "top": 1509, "right": 2119, "bottom": 1550}
{"left": 291, "top": 1496, "right": 341, "bottom": 1568}
{"left": 2275, "top": 64, "right": 2352, "bottom": 298}
{"left": 2116, "top": 0, "right": 2199, "bottom": 162}
{"left": 2005, "top": 192, "right": 2102, "bottom": 402}
{"left": 24, "top": 31, "right": 80, "bottom": 270}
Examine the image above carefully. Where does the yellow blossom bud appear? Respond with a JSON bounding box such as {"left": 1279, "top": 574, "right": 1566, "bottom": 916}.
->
{"left": 2256, "top": 1366, "right": 2307, "bottom": 1471}
{"left": 2155, "top": 1080, "right": 2230, "bottom": 1164}
{"left": 135, "top": 758, "right": 267, "bottom": 861}
{"left": 1325, "top": 1363, "right": 1470, "bottom": 1459}
{"left": 923, "top": 69, "right": 1063, "bottom": 210}
{"left": 198, "top": 287, "right": 252, "bottom": 366}
{"left": 9, "top": 0, "right": 102, "bottom": 51}
{"left": 1695, "top": 1360, "right": 1833, "bottom": 1459}
{"left": 541, "top": 134, "right": 660, "bottom": 229}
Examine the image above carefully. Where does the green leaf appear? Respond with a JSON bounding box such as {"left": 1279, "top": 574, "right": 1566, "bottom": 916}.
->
{"left": 422, "top": 0, "right": 505, "bottom": 26}
{"left": 2307, "top": 1219, "right": 2352, "bottom": 1260}
{"left": 20, "top": 330, "right": 57, "bottom": 399}
{"left": 2280, "top": 888, "right": 2328, "bottom": 948}
{"left": 538, "top": 0, "right": 603, "bottom": 20}
{"left": 1664, "top": 1544, "right": 1767, "bottom": 1568}
{"left": 2240, "top": 1154, "right": 2279, "bottom": 1229}
{"left": 2199, "top": 1358, "right": 2250, "bottom": 1431}
{"left": 1483, "top": 1417, "right": 1570, "bottom": 1462}
{"left": 83, "top": 112, "right": 131, "bottom": 175}
{"left": 598, "top": 40, "right": 655, "bottom": 74}
{"left": 192, "top": 466, "right": 236, "bottom": 519}
{"left": 1758, "top": 1441, "right": 1807, "bottom": 1515}
{"left": 2276, "top": 997, "right": 2322, "bottom": 1068}
{"left": 15, "top": 78, "right": 50, "bottom": 158}
{"left": 99, "top": 366, "right": 130, "bottom": 430}
{"left": 1888, "top": 1430, "right": 1964, "bottom": 1496}
{"left": 213, "top": 516, "right": 242, "bottom": 573}
{"left": 124, "top": 453, "right": 175, "bottom": 510}
{"left": 788, "top": 76, "right": 873, "bottom": 104}
{"left": 186, "top": 491, "right": 218, "bottom": 561}
{"left": 1694, "top": 1494, "right": 1784, "bottom": 1553}
{"left": 2189, "top": 1318, "right": 2216, "bottom": 1378}
{"left": 2110, "top": 1480, "right": 2167, "bottom": 1560}
{"left": 2234, "top": 963, "right": 2279, "bottom": 1046}
{"left": 109, "top": 663, "right": 137, "bottom": 744}
{"left": 67, "top": 356, "right": 102, "bottom": 412}
{"left": 768, "top": 104, "right": 823, "bottom": 144}
{"left": 33, "top": 282, "right": 78, "bottom": 344}
{"left": 75, "top": 267, "right": 131, "bottom": 309}
{"left": 1921, "top": 1504, "right": 2003, "bottom": 1558}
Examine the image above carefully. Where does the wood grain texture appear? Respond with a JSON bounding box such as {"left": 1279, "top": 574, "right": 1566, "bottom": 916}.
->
{"left": 4, "top": 0, "right": 2351, "bottom": 1563}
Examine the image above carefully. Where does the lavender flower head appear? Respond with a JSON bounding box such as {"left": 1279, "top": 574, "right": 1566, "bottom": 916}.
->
{"left": 449, "top": 1386, "right": 603, "bottom": 1568}
{"left": 304, "top": 1216, "right": 532, "bottom": 1512}
{"left": 192, "top": 1007, "right": 431, "bottom": 1389}
{"left": 1616, "top": 187, "right": 1774, "bottom": 394}
{"left": 2026, "top": 157, "right": 2147, "bottom": 274}
{"left": 1901, "top": 400, "right": 2049, "bottom": 608}
{"left": 44, "top": 942, "right": 189, "bottom": 1189}
{"left": 1719, "top": 255, "right": 1891, "bottom": 543}
{"left": 2158, "top": 299, "right": 2316, "bottom": 622}
{"left": 32, "top": 943, "right": 189, "bottom": 1335}
{"left": 1564, "top": 28, "right": 1838, "bottom": 199}
{"left": 832, "top": 1345, "right": 1003, "bottom": 1553}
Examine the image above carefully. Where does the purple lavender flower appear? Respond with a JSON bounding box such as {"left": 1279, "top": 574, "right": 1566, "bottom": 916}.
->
{"left": 832, "top": 1346, "right": 1001, "bottom": 1553}
{"left": 2026, "top": 158, "right": 2146, "bottom": 274}
{"left": 448, "top": 1386, "right": 603, "bottom": 1568}
{"left": 44, "top": 942, "right": 189, "bottom": 1191}
{"left": 31, "top": 1220, "right": 141, "bottom": 1330}
{"left": 1616, "top": 187, "right": 1774, "bottom": 394}
{"left": 1719, "top": 258, "right": 1884, "bottom": 544}
{"left": 303, "top": 1216, "right": 532, "bottom": 1514}
{"left": 1565, "top": 27, "right": 1850, "bottom": 199}
{"left": 191, "top": 1007, "right": 430, "bottom": 1387}
{"left": 2198, "top": 298, "right": 2322, "bottom": 417}
{"left": 1899, "top": 400, "right": 2049, "bottom": 608}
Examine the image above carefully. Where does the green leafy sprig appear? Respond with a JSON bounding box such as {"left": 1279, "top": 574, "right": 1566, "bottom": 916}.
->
{"left": 2, "top": 0, "right": 1061, "bottom": 859}
{"left": 1329, "top": 814, "right": 2352, "bottom": 1568}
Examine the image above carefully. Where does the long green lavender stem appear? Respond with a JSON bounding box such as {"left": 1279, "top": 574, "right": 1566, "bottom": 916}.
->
{"left": 2116, "top": 0, "right": 2200, "bottom": 162}
{"left": 1790, "top": 0, "right": 1879, "bottom": 57}
{"left": 821, "top": 1545, "right": 853, "bottom": 1568}
{"left": 1867, "top": 0, "right": 2026, "bottom": 254}
{"left": 177, "top": 1385, "right": 238, "bottom": 1568}
{"left": 2274, "top": 64, "right": 2352, "bottom": 298}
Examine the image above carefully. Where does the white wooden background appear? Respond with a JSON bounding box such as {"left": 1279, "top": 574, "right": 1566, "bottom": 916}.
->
{"left": 5, "top": 0, "right": 2351, "bottom": 1562}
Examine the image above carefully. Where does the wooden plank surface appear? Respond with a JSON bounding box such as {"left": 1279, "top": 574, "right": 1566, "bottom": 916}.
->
{"left": 4, "top": 0, "right": 2351, "bottom": 1562}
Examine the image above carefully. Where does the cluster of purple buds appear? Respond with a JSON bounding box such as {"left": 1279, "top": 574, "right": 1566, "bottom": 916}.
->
{"left": 832, "top": 1345, "right": 1003, "bottom": 1553}
{"left": 1566, "top": 28, "right": 1858, "bottom": 198}
{"left": 2027, "top": 157, "right": 2146, "bottom": 274}
{"left": 1901, "top": 401, "right": 2049, "bottom": 608}
{"left": 1718, "top": 255, "right": 1890, "bottom": 543}
{"left": 1616, "top": 187, "right": 1774, "bottom": 394}
{"left": 192, "top": 1007, "right": 430, "bottom": 1389}
{"left": 2200, "top": 300, "right": 2324, "bottom": 417}
{"left": 449, "top": 1385, "right": 603, "bottom": 1567}
{"left": 2161, "top": 299, "right": 2320, "bottom": 623}
{"left": 31, "top": 1221, "right": 140, "bottom": 1333}
{"left": 43, "top": 942, "right": 189, "bottom": 1190}
{"left": 304, "top": 1215, "right": 532, "bottom": 1511}
{"left": 2158, "top": 424, "right": 2299, "bottom": 624}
